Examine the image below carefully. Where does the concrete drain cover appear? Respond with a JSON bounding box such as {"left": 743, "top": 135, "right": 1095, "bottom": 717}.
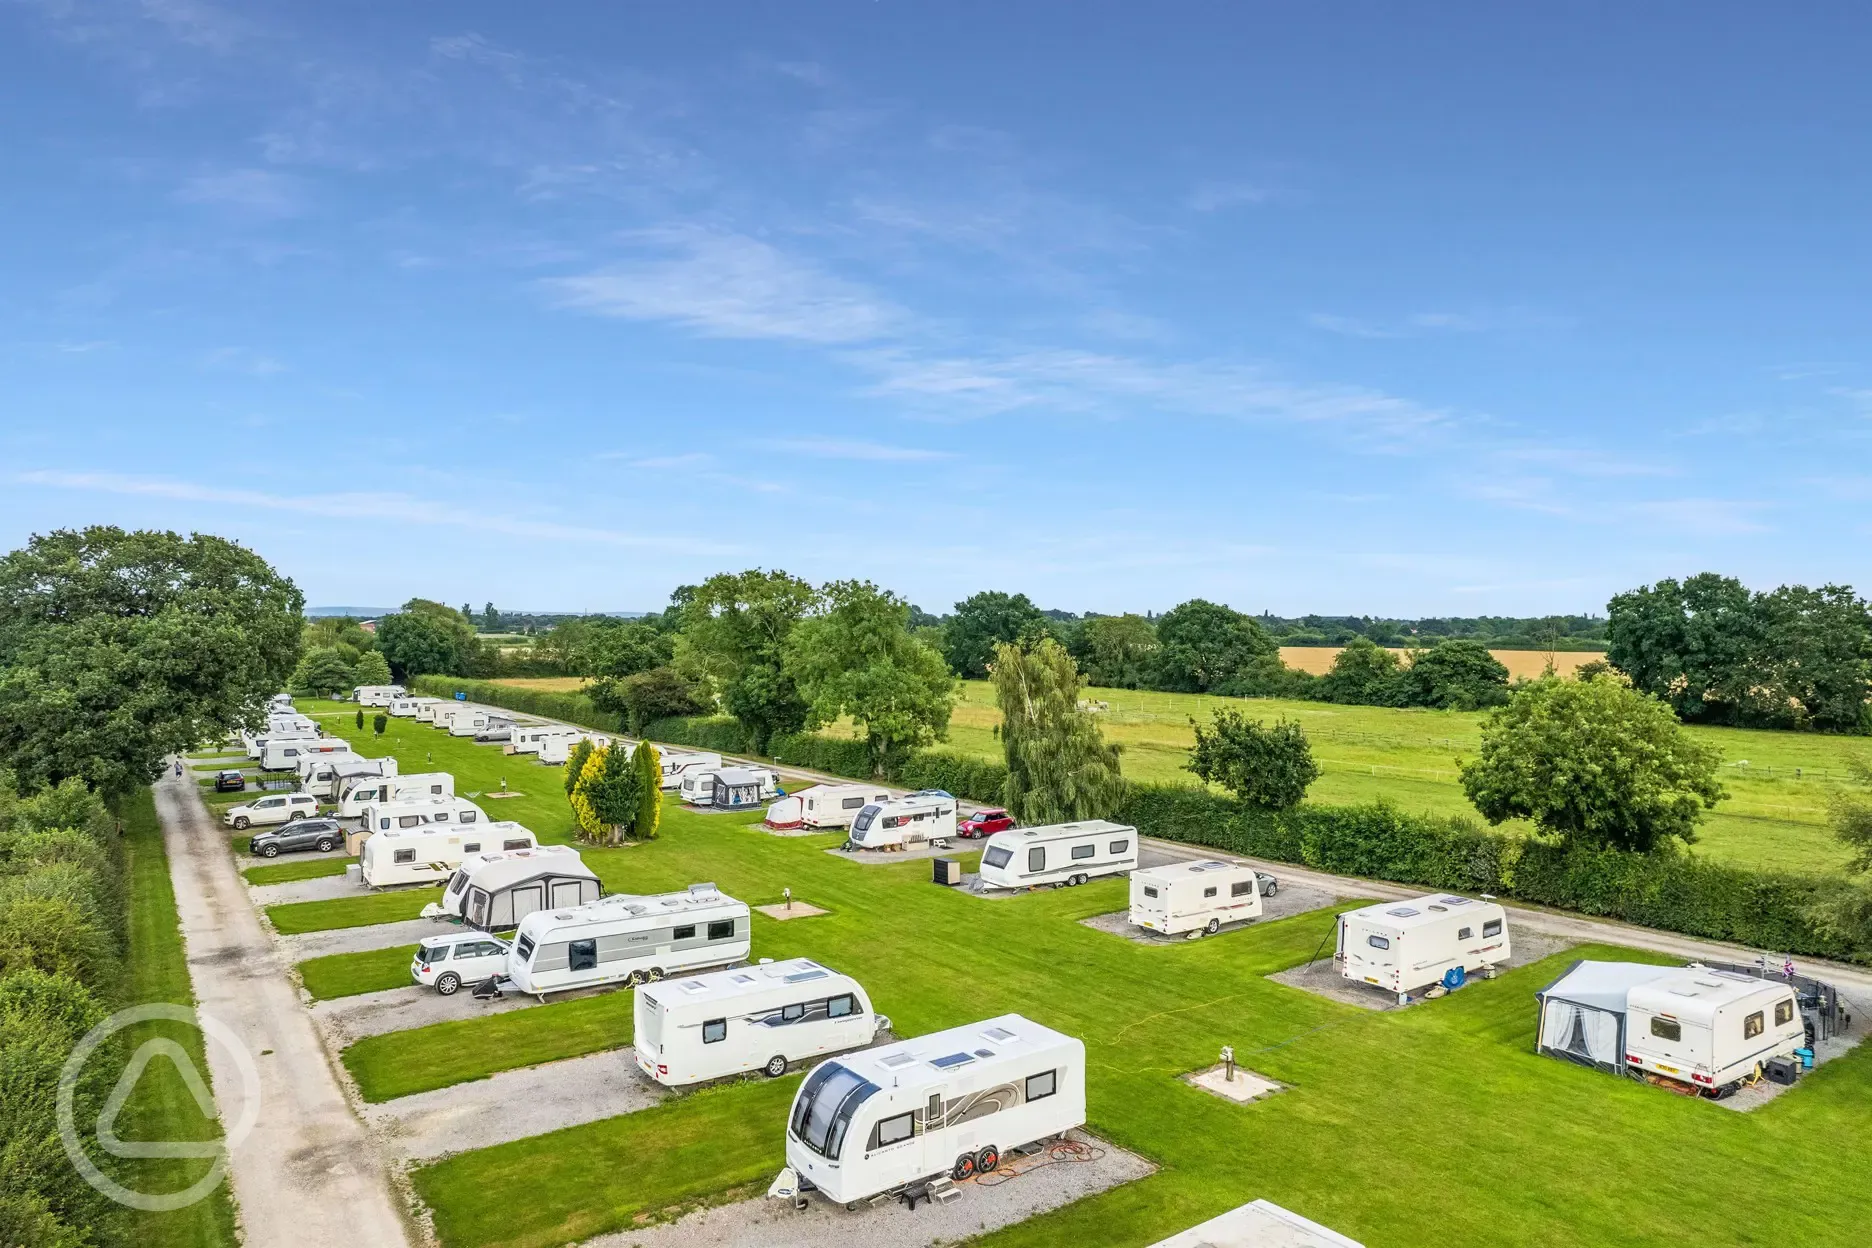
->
{"left": 1185, "top": 1064, "right": 1283, "bottom": 1104}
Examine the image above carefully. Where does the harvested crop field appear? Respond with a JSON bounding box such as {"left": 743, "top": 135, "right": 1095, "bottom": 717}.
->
{"left": 1276, "top": 646, "right": 1601, "bottom": 678}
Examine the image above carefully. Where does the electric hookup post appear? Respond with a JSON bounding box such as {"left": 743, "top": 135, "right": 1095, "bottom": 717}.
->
{"left": 1221, "top": 1044, "right": 1236, "bottom": 1082}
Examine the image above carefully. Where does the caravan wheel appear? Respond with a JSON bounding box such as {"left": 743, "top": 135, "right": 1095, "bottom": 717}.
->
{"left": 975, "top": 1145, "right": 999, "bottom": 1174}
{"left": 646, "top": 967, "right": 666, "bottom": 982}
{"left": 764, "top": 1054, "right": 788, "bottom": 1078}
{"left": 1205, "top": 918, "right": 1220, "bottom": 935}
{"left": 951, "top": 1153, "right": 977, "bottom": 1182}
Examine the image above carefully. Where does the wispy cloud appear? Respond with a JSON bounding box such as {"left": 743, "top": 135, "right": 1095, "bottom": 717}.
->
{"left": 1622, "top": 498, "right": 1773, "bottom": 536}
{"left": 55, "top": 340, "right": 116, "bottom": 354}
{"left": 761, "top": 437, "right": 956, "bottom": 463}
{"left": 1494, "top": 446, "right": 1675, "bottom": 478}
{"left": 598, "top": 451, "right": 716, "bottom": 470}
{"left": 1308, "top": 311, "right": 1483, "bottom": 339}
{"left": 174, "top": 168, "right": 304, "bottom": 217}
{"left": 1306, "top": 313, "right": 1401, "bottom": 340}
{"left": 1188, "top": 181, "right": 1272, "bottom": 212}
{"left": 204, "top": 346, "right": 285, "bottom": 376}
{"left": 546, "top": 227, "right": 904, "bottom": 345}
{"left": 16, "top": 470, "right": 739, "bottom": 555}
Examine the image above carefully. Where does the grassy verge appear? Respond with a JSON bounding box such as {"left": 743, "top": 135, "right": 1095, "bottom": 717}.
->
{"left": 243, "top": 858, "right": 350, "bottom": 886}
{"left": 115, "top": 788, "right": 239, "bottom": 1248}
{"left": 343, "top": 989, "right": 637, "bottom": 1102}
{"left": 414, "top": 1077, "right": 795, "bottom": 1248}
{"left": 266, "top": 889, "right": 433, "bottom": 934}
{"left": 298, "top": 945, "right": 420, "bottom": 1001}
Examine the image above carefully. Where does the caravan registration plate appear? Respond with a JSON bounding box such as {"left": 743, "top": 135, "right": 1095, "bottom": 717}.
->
{"left": 1654, "top": 1063, "right": 1678, "bottom": 1075}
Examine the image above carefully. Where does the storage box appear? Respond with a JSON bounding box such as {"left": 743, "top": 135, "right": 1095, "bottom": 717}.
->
{"left": 932, "top": 857, "right": 962, "bottom": 886}
{"left": 1764, "top": 1056, "right": 1799, "bottom": 1086}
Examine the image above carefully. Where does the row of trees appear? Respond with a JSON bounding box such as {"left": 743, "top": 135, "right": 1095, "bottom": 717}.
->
{"left": 565, "top": 739, "right": 662, "bottom": 844}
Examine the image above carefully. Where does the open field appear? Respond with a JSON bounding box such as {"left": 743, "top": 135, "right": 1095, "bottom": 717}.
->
{"left": 1275, "top": 645, "right": 1601, "bottom": 678}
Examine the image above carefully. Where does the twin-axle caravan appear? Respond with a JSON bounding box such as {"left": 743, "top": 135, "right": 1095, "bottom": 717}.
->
{"left": 389, "top": 696, "right": 442, "bottom": 719}
{"left": 505, "top": 884, "right": 749, "bottom": 999}
{"left": 447, "top": 709, "right": 513, "bottom": 739}
{"left": 1335, "top": 895, "right": 1511, "bottom": 996}
{"left": 259, "top": 736, "right": 352, "bottom": 772}
{"left": 765, "top": 784, "right": 893, "bottom": 831}
{"left": 680, "top": 766, "right": 781, "bottom": 809}
{"left": 1129, "top": 860, "right": 1265, "bottom": 935}
{"left": 845, "top": 794, "right": 958, "bottom": 852}
{"left": 348, "top": 793, "right": 486, "bottom": 855}
{"left": 781, "top": 1013, "right": 1086, "bottom": 1208}
{"left": 423, "top": 844, "right": 602, "bottom": 930}
{"left": 538, "top": 731, "right": 612, "bottom": 765}
{"left": 358, "top": 817, "right": 536, "bottom": 888}
{"left": 635, "top": 958, "right": 886, "bottom": 1087}
{"left": 336, "top": 772, "right": 454, "bottom": 821}
{"left": 659, "top": 750, "right": 722, "bottom": 790}
{"left": 976, "top": 821, "right": 1138, "bottom": 890}
{"left": 298, "top": 756, "right": 397, "bottom": 801}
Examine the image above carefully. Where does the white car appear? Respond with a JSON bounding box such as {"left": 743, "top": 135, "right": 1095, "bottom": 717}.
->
{"left": 222, "top": 792, "right": 319, "bottom": 830}
{"left": 411, "top": 932, "right": 512, "bottom": 996}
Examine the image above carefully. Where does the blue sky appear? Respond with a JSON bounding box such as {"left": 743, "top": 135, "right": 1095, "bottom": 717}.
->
{"left": 5, "top": 2, "right": 1870, "bottom": 616}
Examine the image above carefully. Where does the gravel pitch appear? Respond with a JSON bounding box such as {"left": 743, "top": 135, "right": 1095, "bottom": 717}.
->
{"left": 279, "top": 915, "right": 457, "bottom": 960}
{"left": 250, "top": 873, "right": 365, "bottom": 906}
{"left": 311, "top": 983, "right": 542, "bottom": 1045}
{"left": 1268, "top": 927, "right": 1578, "bottom": 1010}
{"left": 824, "top": 843, "right": 962, "bottom": 865}
{"left": 365, "top": 1049, "right": 665, "bottom": 1160}
{"left": 1078, "top": 878, "right": 1341, "bottom": 945}
{"left": 582, "top": 1129, "right": 1154, "bottom": 1248}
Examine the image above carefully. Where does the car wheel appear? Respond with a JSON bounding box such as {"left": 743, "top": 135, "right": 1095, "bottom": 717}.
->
{"left": 315, "top": 838, "right": 335, "bottom": 852}
{"left": 289, "top": 811, "right": 306, "bottom": 820}
{"left": 765, "top": 1054, "right": 788, "bottom": 1078}
{"left": 1263, "top": 879, "right": 1279, "bottom": 897}
{"left": 233, "top": 816, "right": 250, "bottom": 830}
{"left": 1206, "top": 917, "right": 1220, "bottom": 935}
{"left": 951, "top": 1153, "right": 977, "bottom": 1182}
{"left": 975, "top": 1145, "right": 999, "bottom": 1174}
{"left": 260, "top": 844, "right": 279, "bottom": 858}
{"left": 435, "top": 972, "right": 461, "bottom": 996}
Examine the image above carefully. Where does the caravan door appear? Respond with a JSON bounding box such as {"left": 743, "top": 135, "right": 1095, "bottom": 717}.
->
{"left": 509, "top": 884, "right": 546, "bottom": 926}
{"left": 550, "top": 878, "right": 586, "bottom": 909}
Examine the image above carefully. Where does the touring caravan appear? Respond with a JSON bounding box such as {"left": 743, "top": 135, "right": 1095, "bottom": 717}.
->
{"left": 1129, "top": 860, "right": 1266, "bottom": 935}
{"left": 298, "top": 756, "right": 397, "bottom": 801}
{"left": 636, "top": 958, "right": 886, "bottom": 1087}
{"left": 504, "top": 884, "right": 750, "bottom": 999}
{"left": 681, "top": 766, "right": 781, "bottom": 809}
{"left": 659, "top": 750, "right": 723, "bottom": 790}
{"left": 358, "top": 818, "right": 537, "bottom": 888}
{"left": 447, "top": 709, "right": 508, "bottom": 738}
{"left": 1335, "top": 895, "right": 1511, "bottom": 997}
{"left": 793, "top": 785, "right": 893, "bottom": 831}
{"left": 780, "top": 1013, "right": 1086, "bottom": 1208}
{"left": 259, "top": 736, "right": 353, "bottom": 772}
{"left": 510, "top": 725, "right": 591, "bottom": 757}
{"left": 845, "top": 794, "right": 958, "bottom": 852}
{"left": 538, "top": 731, "right": 614, "bottom": 765}
{"left": 353, "top": 684, "right": 406, "bottom": 707}
{"left": 348, "top": 793, "right": 486, "bottom": 856}
{"left": 389, "top": 696, "right": 441, "bottom": 719}
{"left": 422, "top": 844, "right": 601, "bottom": 930}
{"left": 976, "top": 821, "right": 1138, "bottom": 890}
{"left": 243, "top": 719, "right": 319, "bottom": 758}
{"left": 413, "top": 700, "right": 455, "bottom": 725}
{"left": 336, "top": 772, "right": 454, "bottom": 821}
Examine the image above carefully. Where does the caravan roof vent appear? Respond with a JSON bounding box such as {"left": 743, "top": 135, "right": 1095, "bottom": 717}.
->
{"left": 973, "top": 1048, "right": 995, "bottom": 1058}
{"left": 929, "top": 1052, "right": 976, "bottom": 1070}
{"left": 551, "top": 912, "right": 574, "bottom": 921}
{"left": 680, "top": 980, "right": 708, "bottom": 994}
{"left": 880, "top": 1053, "right": 919, "bottom": 1070}
{"left": 981, "top": 1026, "right": 1017, "bottom": 1043}
{"left": 1438, "top": 896, "right": 1473, "bottom": 905}
{"left": 732, "top": 973, "right": 755, "bottom": 984}
{"left": 688, "top": 882, "right": 719, "bottom": 895}
{"left": 784, "top": 969, "right": 830, "bottom": 984}
{"left": 1387, "top": 907, "right": 1421, "bottom": 918}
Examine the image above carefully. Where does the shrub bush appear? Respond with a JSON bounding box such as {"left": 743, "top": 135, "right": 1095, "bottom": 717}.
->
{"left": 895, "top": 749, "right": 1009, "bottom": 805}
{"left": 768, "top": 731, "right": 875, "bottom": 780}
{"left": 641, "top": 716, "right": 751, "bottom": 755}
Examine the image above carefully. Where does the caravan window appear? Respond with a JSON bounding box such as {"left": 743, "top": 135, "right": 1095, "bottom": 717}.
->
{"left": 394, "top": 849, "right": 415, "bottom": 864}
{"left": 1071, "top": 843, "right": 1095, "bottom": 861}
{"left": 398, "top": 816, "right": 421, "bottom": 828}
{"left": 1775, "top": 999, "right": 1795, "bottom": 1026}
{"left": 1142, "top": 885, "right": 1159, "bottom": 899}
{"left": 1367, "top": 935, "right": 1390, "bottom": 950}
{"left": 1110, "top": 839, "right": 1129, "bottom": 855}
{"left": 1231, "top": 881, "right": 1253, "bottom": 898}
{"left": 707, "top": 920, "right": 735, "bottom": 941}
{"left": 873, "top": 1112, "right": 915, "bottom": 1148}
{"left": 502, "top": 838, "right": 528, "bottom": 850}
{"left": 827, "top": 994, "right": 855, "bottom": 1018}
{"left": 842, "top": 796, "right": 865, "bottom": 810}
{"left": 1457, "top": 926, "right": 1473, "bottom": 940}
{"left": 1744, "top": 1011, "right": 1764, "bottom": 1039}
{"left": 460, "top": 811, "right": 478, "bottom": 823}
{"left": 1025, "top": 1070, "right": 1057, "bottom": 1102}
{"left": 462, "top": 843, "right": 481, "bottom": 854}
{"left": 673, "top": 925, "right": 696, "bottom": 940}
{"left": 568, "top": 939, "right": 597, "bottom": 972}
{"left": 515, "top": 935, "right": 535, "bottom": 962}
{"left": 1650, "top": 1017, "right": 1682, "bottom": 1042}
{"left": 792, "top": 1063, "right": 878, "bottom": 1161}
{"left": 782, "top": 1002, "right": 805, "bottom": 1022}
{"left": 1029, "top": 847, "right": 1046, "bottom": 872}
{"left": 1482, "top": 919, "right": 1503, "bottom": 938}
{"left": 434, "top": 812, "right": 450, "bottom": 822}
{"left": 1203, "top": 886, "right": 1217, "bottom": 898}
{"left": 983, "top": 846, "right": 1013, "bottom": 869}
{"left": 852, "top": 806, "right": 880, "bottom": 832}
{"left": 450, "top": 874, "right": 471, "bottom": 896}
{"left": 703, "top": 1019, "right": 726, "bottom": 1044}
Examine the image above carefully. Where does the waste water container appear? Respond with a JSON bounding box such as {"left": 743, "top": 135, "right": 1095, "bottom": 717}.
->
{"left": 932, "top": 857, "right": 962, "bottom": 887}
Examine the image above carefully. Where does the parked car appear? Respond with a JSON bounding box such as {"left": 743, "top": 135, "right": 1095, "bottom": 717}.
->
{"left": 957, "top": 807, "right": 1014, "bottom": 838}
{"left": 1255, "top": 871, "right": 1279, "bottom": 898}
{"left": 905, "top": 788, "right": 955, "bottom": 800}
{"left": 221, "top": 792, "right": 319, "bottom": 830}
{"left": 411, "top": 932, "right": 513, "bottom": 996}
{"left": 214, "top": 770, "right": 246, "bottom": 792}
{"left": 248, "top": 817, "right": 343, "bottom": 858}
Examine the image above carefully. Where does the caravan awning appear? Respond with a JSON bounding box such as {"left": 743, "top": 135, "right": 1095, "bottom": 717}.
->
{"left": 1535, "top": 960, "right": 1666, "bottom": 1011}
{"left": 1535, "top": 960, "right": 1670, "bottom": 1075}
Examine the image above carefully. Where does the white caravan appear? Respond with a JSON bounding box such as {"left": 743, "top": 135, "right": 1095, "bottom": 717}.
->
{"left": 336, "top": 772, "right": 454, "bottom": 821}
{"left": 658, "top": 750, "right": 723, "bottom": 790}
{"left": 349, "top": 793, "right": 487, "bottom": 855}
{"left": 636, "top": 958, "right": 886, "bottom": 1087}
{"left": 845, "top": 794, "right": 958, "bottom": 852}
{"left": 505, "top": 883, "right": 750, "bottom": 999}
{"left": 413, "top": 700, "right": 456, "bottom": 725}
{"left": 424, "top": 844, "right": 601, "bottom": 930}
{"left": 800, "top": 784, "right": 892, "bottom": 830}
{"left": 259, "top": 736, "right": 353, "bottom": 772}
{"left": 537, "top": 731, "right": 614, "bottom": 765}
{"left": 298, "top": 756, "right": 397, "bottom": 801}
{"left": 268, "top": 692, "right": 295, "bottom": 711}
{"left": 389, "top": 696, "right": 441, "bottom": 718}
{"left": 243, "top": 719, "right": 319, "bottom": 758}
{"left": 1335, "top": 894, "right": 1511, "bottom": 996}
{"left": 976, "top": 820, "right": 1138, "bottom": 890}
{"left": 1625, "top": 967, "right": 1805, "bottom": 1090}
{"left": 358, "top": 817, "right": 536, "bottom": 888}
{"left": 353, "top": 684, "right": 406, "bottom": 707}
{"left": 446, "top": 709, "right": 507, "bottom": 738}
{"left": 509, "top": 725, "right": 585, "bottom": 756}
{"left": 781, "top": 1013, "right": 1086, "bottom": 1207}
{"left": 680, "top": 766, "right": 780, "bottom": 809}
{"left": 1129, "top": 860, "right": 1264, "bottom": 935}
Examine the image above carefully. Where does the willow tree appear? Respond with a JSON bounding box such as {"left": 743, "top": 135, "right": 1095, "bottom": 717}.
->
{"left": 991, "top": 637, "right": 1125, "bottom": 825}
{"left": 630, "top": 740, "right": 663, "bottom": 841}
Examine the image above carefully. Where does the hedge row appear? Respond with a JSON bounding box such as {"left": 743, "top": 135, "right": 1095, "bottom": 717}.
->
{"left": 1118, "top": 783, "right": 1858, "bottom": 961}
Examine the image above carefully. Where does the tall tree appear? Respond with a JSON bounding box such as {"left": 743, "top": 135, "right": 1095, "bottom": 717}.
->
{"left": 1320, "top": 636, "right": 1403, "bottom": 705}
{"left": 581, "top": 744, "right": 642, "bottom": 844}
{"left": 1459, "top": 677, "right": 1725, "bottom": 853}
{"left": 1187, "top": 712, "right": 1321, "bottom": 810}
{"left": 944, "top": 591, "right": 1050, "bottom": 679}
{"left": 679, "top": 569, "right": 817, "bottom": 752}
{"left": 1153, "top": 599, "right": 1275, "bottom": 692}
{"left": 1072, "top": 614, "right": 1159, "bottom": 689}
{"left": 785, "top": 580, "right": 957, "bottom": 777}
{"left": 0, "top": 527, "right": 302, "bottom": 794}
{"left": 630, "top": 740, "right": 663, "bottom": 841}
{"left": 568, "top": 745, "right": 608, "bottom": 839}
{"left": 1399, "top": 640, "right": 1511, "bottom": 710}
{"left": 483, "top": 602, "right": 499, "bottom": 631}
{"left": 350, "top": 649, "right": 393, "bottom": 687}
{"left": 563, "top": 737, "right": 595, "bottom": 796}
{"left": 590, "top": 665, "right": 709, "bottom": 734}
{"left": 375, "top": 599, "right": 477, "bottom": 679}
{"left": 289, "top": 647, "right": 357, "bottom": 698}
{"left": 1808, "top": 761, "right": 1872, "bottom": 957}
{"left": 992, "top": 637, "right": 1125, "bottom": 824}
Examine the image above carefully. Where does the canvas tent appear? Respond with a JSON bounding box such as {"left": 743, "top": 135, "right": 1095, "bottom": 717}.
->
{"left": 1535, "top": 960, "right": 1671, "bottom": 1073}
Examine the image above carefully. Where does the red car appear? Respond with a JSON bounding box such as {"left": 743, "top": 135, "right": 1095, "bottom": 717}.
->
{"left": 958, "top": 808, "right": 1013, "bottom": 838}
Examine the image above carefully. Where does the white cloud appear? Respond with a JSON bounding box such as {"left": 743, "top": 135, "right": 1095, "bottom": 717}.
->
{"left": 760, "top": 437, "right": 956, "bottom": 463}
{"left": 174, "top": 168, "right": 304, "bottom": 216}
{"left": 1188, "top": 181, "right": 1272, "bottom": 212}
{"left": 1494, "top": 446, "right": 1675, "bottom": 478}
{"left": 15, "top": 470, "right": 739, "bottom": 555}
{"left": 599, "top": 452, "right": 715, "bottom": 470}
{"left": 1621, "top": 498, "right": 1773, "bottom": 536}
{"left": 1306, "top": 313, "right": 1401, "bottom": 340}
{"left": 1309, "top": 311, "right": 1484, "bottom": 339}
{"left": 545, "top": 227, "right": 904, "bottom": 345}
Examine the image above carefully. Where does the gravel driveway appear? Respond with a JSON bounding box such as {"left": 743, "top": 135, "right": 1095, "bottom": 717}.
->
{"left": 279, "top": 916, "right": 456, "bottom": 960}
{"left": 311, "top": 984, "right": 541, "bottom": 1045}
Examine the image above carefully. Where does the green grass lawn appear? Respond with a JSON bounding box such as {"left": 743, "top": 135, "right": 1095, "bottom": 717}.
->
{"left": 266, "top": 888, "right": 433, "bottom": 934}
{"left": 393, "top": 797, "right": 1872, "bottom": 1248}
{"left": 114, "top": 788, "right": 239, "bottom": 1248}
{"left": 297, "top": 944, "right": 420, "bottom": 1000}
{"left": 243, "top": 857, "right": 350, "bottom": 886}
